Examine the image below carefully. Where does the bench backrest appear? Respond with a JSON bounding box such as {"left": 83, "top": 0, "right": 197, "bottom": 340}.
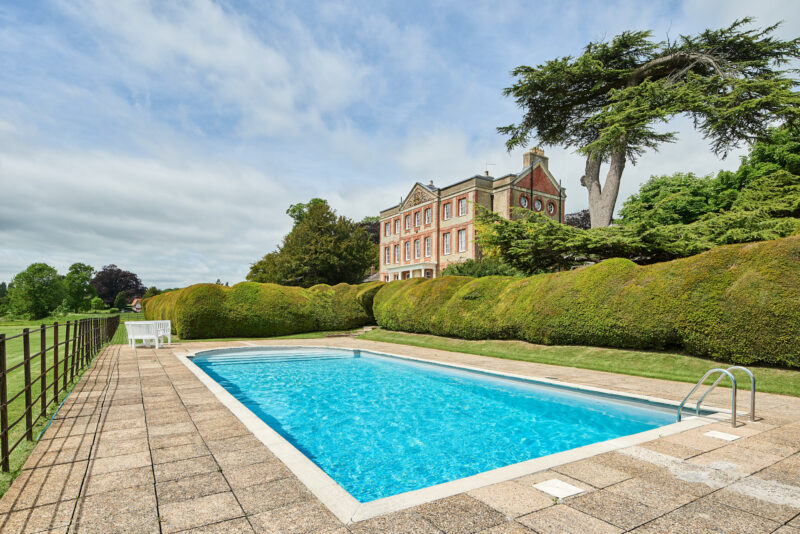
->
{"left": 125, "top": 322, "right": 159, "bottom": 337}
{"left": 126, "top": 320, "right": 171, "bottom": 335}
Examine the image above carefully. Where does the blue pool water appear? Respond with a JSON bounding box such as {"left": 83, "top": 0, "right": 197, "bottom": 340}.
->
{"left": 192, "top": 347, "right": 674, "bottom": 502}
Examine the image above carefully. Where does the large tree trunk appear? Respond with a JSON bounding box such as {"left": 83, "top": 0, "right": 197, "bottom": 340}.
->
{"left": 580, "top": 150, "right": 627, "bottom": 228}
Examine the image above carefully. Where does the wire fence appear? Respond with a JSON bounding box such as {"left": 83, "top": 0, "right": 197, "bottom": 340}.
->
{"left": 0, "top": 316, "right": 120, "bottom": 471}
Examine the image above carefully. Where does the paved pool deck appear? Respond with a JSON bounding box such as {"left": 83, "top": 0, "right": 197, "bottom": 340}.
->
{"left": 1, "top": 338, "right": 799, "bottom": 533}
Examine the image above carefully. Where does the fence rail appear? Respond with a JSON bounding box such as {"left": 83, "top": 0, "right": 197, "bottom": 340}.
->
{"left": 0, "top": 315, "right": 120, "bottom": 471}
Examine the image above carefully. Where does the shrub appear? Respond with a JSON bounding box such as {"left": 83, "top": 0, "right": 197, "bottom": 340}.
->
{"left": 373, "top": 236, "right": 800, "bottom": 368}
{"left": 143, "top": 281, "right": 384, "bottom": 339}
{"left": 441, "top": 258, "right": 525, "bottom": 277}
{"left": 90, "top": 297, "right": 105, "bottom": 311}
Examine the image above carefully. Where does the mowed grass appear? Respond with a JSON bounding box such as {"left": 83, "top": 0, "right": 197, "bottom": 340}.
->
{"left": 359, "top": 328, "right": 800, "bottom": 397}
{"left": 0, "top": 312, "right": 131, "bottom": 496}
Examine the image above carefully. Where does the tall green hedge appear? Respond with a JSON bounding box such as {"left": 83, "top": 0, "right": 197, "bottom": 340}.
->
{"left": 373, "top": 236, "right": 800, "bottom": 367}
{"left": 143, "top": 281, "right": 383, "bottom": 339}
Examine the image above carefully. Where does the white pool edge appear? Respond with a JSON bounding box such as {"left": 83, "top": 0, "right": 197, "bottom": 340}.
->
{"left": 175, "top": 345, "right": 722, "bottom": 524}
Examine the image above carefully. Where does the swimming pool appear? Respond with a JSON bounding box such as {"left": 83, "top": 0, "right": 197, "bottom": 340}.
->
{"left": 191, "top": 347, "right": 679, "bottom": 503}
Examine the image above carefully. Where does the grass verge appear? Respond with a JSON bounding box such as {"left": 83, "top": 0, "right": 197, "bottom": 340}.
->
{"left": 359, "top": 328, "right": 800, "bottom": 397}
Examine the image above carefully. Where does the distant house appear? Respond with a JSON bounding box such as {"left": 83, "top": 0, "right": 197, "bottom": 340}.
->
{"left": 131, "top": 298, "right": 142, "bottom": 312}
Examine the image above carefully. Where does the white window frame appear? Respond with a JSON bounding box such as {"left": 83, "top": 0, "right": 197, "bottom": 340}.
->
{"left": 405, "top": 215, "right": 411, "bottom": 230}
{"left": 443, "top": 232, "right": 451, "bottom": 255}
{"left": 414, "top": 212, "right": 421, "bottom": 227}
{"left": 458, "top": 229, "right": 466, "bottom": 252}
{"left": 405, "top": 241, "right": 411, "bottom": 260}
{"left": 424, "top": 237, "right": 431, "bottom": 257}
{"left": 384, "top": 222, "right": 390, "bottom": 237}
{"left": 385, "top": 247, "right": 390, "bottom": 264}
{"left": 458, "top": 198, "right": 467, "bottom": 216}
{"left": 414, "top": 239, "right": 420, "bottom": 258}
{"left": 443, "top": 203, "right": 451, "bottom": 220}
{"left": 394, "top": 245, "right": 400, "bottom": 264}
{"left": 385, "top": 275, "right": 389, "bottom": 282}
{"left": 394, "top": 219, "right": 400, "bottom": 234}
{"left": 425, "top": 208, "right": 431, "bottom": 224}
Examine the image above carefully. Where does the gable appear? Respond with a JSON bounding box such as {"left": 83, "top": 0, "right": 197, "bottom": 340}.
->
{"left": 513, "top": 164, "right": 560, "bottom": 196}
{"left": 400, "top": 183, "right": 436, "bottom": 211}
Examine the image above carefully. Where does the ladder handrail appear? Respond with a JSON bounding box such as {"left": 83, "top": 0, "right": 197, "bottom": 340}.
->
{"left": 695, "top": 366, "right": 755, "bottom": 421}
{"left": 677, "top": 368, "right": 737, "bottom": 427}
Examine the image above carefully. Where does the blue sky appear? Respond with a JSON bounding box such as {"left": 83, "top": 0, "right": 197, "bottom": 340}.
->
{"left": 1, "top": 0, "right": 798, "bottom": 287}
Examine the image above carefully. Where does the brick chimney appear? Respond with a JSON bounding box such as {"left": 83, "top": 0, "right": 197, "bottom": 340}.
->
{"left": 523, "top": 147, "right": 548, "bottom": 169}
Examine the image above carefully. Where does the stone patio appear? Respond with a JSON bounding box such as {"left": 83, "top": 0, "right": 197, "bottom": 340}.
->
{"left": 1, "top": 338, "right": 799, "bottom": 533}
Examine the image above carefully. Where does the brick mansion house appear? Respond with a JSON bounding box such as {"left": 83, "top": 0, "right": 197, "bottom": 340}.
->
{"left": 378, "top": 148, "right": 565, "bottom": 281}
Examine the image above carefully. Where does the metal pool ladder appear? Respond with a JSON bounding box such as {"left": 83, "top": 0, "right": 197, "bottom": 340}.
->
{"left": 677, "top": 366, "right": 755, "bottom": 427}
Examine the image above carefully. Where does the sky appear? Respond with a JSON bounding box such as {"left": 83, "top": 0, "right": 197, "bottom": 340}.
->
{"left": 1, "top": 0, "right": 798, "bottom": 288}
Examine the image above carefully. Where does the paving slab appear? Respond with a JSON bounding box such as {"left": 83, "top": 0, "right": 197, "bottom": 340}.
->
{"left": 517, "top": 504, "right": 621, "bottom": 534}
{"left": 566, "top": 488, "right": 662, "bottom": 530}
{"left": 414, "top": 494, "right": 506, "bottom": 534}
{"left": 159, "top": 491, "right": 244, "bottom": 533}
{"left": 156, "top": 471, "right": 230, "bottom": 504}
{"left": 248, "top": 500, "right": 342, "bottom": 534}
{"left": 234, "top": 477, "right": 313, "bottom": 515}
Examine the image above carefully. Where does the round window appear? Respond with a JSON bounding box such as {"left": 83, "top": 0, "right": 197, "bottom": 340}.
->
{"left": 534, "top": 198, "right": 543, "bottom": 211}
{"left": 520, "top": 196, "right": 529, "bottom": 208}
{"left": 547, "top": 201, "right": 556, "bottom": 215}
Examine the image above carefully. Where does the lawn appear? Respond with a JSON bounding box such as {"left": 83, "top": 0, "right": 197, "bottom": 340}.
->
{"left": 358, "top": 328, "right": 800, "bottom": 398}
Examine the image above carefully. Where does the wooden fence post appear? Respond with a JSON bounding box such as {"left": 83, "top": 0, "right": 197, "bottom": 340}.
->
{"left": 53, "top": 322, "right": 59, "bottom": 403}
{"left": 40, "top": 324, "right": 47, "bottom": 414}
{"left": 71, "top": 321, "right": 79, "bottom": 383}
{"left": 23, "top": 328, "right": 33, "bottom": 441}
{"left": 0, "top": 334, "right": 9, "bottom": 471}
{"left": 63, "top": 321, "right": 70, "bottom": 392}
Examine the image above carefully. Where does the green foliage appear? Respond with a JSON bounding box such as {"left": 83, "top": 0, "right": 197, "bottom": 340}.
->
{"left": 373, "top": 236, "right": 800, "bottom": 367}
{"left": 143, "top": 281, "right": 384, "bottom": 339}
{"left": 7, "top": 263, "right": 64, "bottom": 320}
{"left": 360, "top": 216, "right": 380, "bottom": 224}
{"left": 0, "top": 282, "right": 7, "bottom": 299}
{"left": 108, "top": 307, "right": 119, "bottom": 314}
{"left": 90, "top": 297, "right": 105, "bottom": 311}
{"left": 143, "top": 286, "right": 162, "bottom": 298}
{"left": 248, "top": 201, "right": 378, "bottom": 287}
{"left": 52, "top": 299, "right": 71, "bottom": 317}
{"left": 500, "top": 19, "right": 800, "bottom": 159}
{"left": 286, "top": 198, "right": 328, "bottom": 225}
{"left": 441, "top": 258, "right": 525, "bottom": 278}
{"left": 618, "top": 173, "right": 730, "bottom": 225}
{"left": 113, "top": 291, "right": 127, "bottom": 310}
{"left": 63, "top": 263, "right": 96, "bottom": 312}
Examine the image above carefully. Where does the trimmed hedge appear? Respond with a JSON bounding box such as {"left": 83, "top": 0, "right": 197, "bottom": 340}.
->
{"left": 373, "top": 236, "right": 800, "bottom": 368}
{"left": 143, "top": 281, "right": 383, "bottom": 339}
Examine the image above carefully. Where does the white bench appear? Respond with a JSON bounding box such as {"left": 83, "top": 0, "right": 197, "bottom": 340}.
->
{"left": 125, "top": 322, "right": 160, "bottom": 349}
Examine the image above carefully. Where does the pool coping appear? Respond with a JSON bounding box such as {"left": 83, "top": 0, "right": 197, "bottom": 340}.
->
{"left": 175, "top": 345, "right": 725, "bottom": 524}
